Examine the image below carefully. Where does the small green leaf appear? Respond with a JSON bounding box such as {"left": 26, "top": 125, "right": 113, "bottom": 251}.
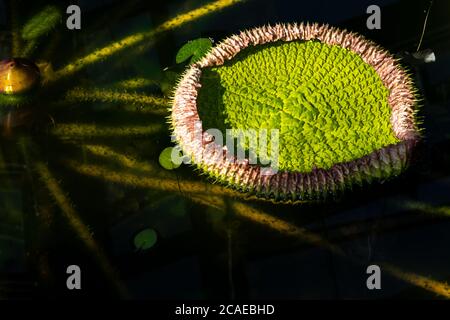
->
{"left": 22, "top": 6, "right": 62, "bottom": 41}
{"left": 176, "top": 38, "right": 212, "bottom": 64}
{"left": 159, "top": 147, "right": 182, "bottom": 170}
{"left": 134, "top": 228, "right": 157, "bottom": 250}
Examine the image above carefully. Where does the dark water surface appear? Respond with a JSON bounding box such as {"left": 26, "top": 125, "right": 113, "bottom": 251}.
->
{"left": 1, "top": 0, "right": 450, "bottom": 299}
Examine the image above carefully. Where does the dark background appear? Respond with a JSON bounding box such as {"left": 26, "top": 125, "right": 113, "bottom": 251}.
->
{"left": 1, "top": 0, "right": 450, "bottom": 299}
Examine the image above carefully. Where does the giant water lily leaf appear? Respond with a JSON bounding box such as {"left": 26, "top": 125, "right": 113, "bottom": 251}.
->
{"left": 171, "top": 23, "right": 420, "bottom": 202}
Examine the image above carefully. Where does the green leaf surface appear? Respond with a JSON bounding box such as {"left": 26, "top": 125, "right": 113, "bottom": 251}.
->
{"left": 176, "top": 38, "right": 212, "bottom": 64}
{"left": 134, "top": 228, "right": 158, "bottom": 250}
{"left": 197, "top": 40, "right": 399, "bottom": 173}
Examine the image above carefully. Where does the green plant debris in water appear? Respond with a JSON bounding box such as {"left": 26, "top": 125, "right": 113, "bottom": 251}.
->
{"left": 134, "top": 228, "right": 158, "bottom": 250}
{"left": 197, "top": 40, "right": 399, "bottom": 173}
{"left": 21, "top": 5, "right": 62, "bottom": 41}
{"left": 176, "top": 38, "right": 213, "bottom": 64}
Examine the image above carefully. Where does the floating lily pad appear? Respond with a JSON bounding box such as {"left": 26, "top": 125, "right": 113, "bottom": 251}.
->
{"left": 171, "top": 23, "right": 420, "bottom": 202}
{"left": 159, "top": 147, "right": 182, "bottom": 170}
{"left": 134, "top": 228, "right": 157, "bottom": 250}
{"left": 176, "top": 38, "right": 213, "bottom": 64}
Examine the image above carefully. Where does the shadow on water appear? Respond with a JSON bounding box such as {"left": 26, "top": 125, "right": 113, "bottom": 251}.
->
{"left": 1, "top": 0, "right": 450, "bottom": 299}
